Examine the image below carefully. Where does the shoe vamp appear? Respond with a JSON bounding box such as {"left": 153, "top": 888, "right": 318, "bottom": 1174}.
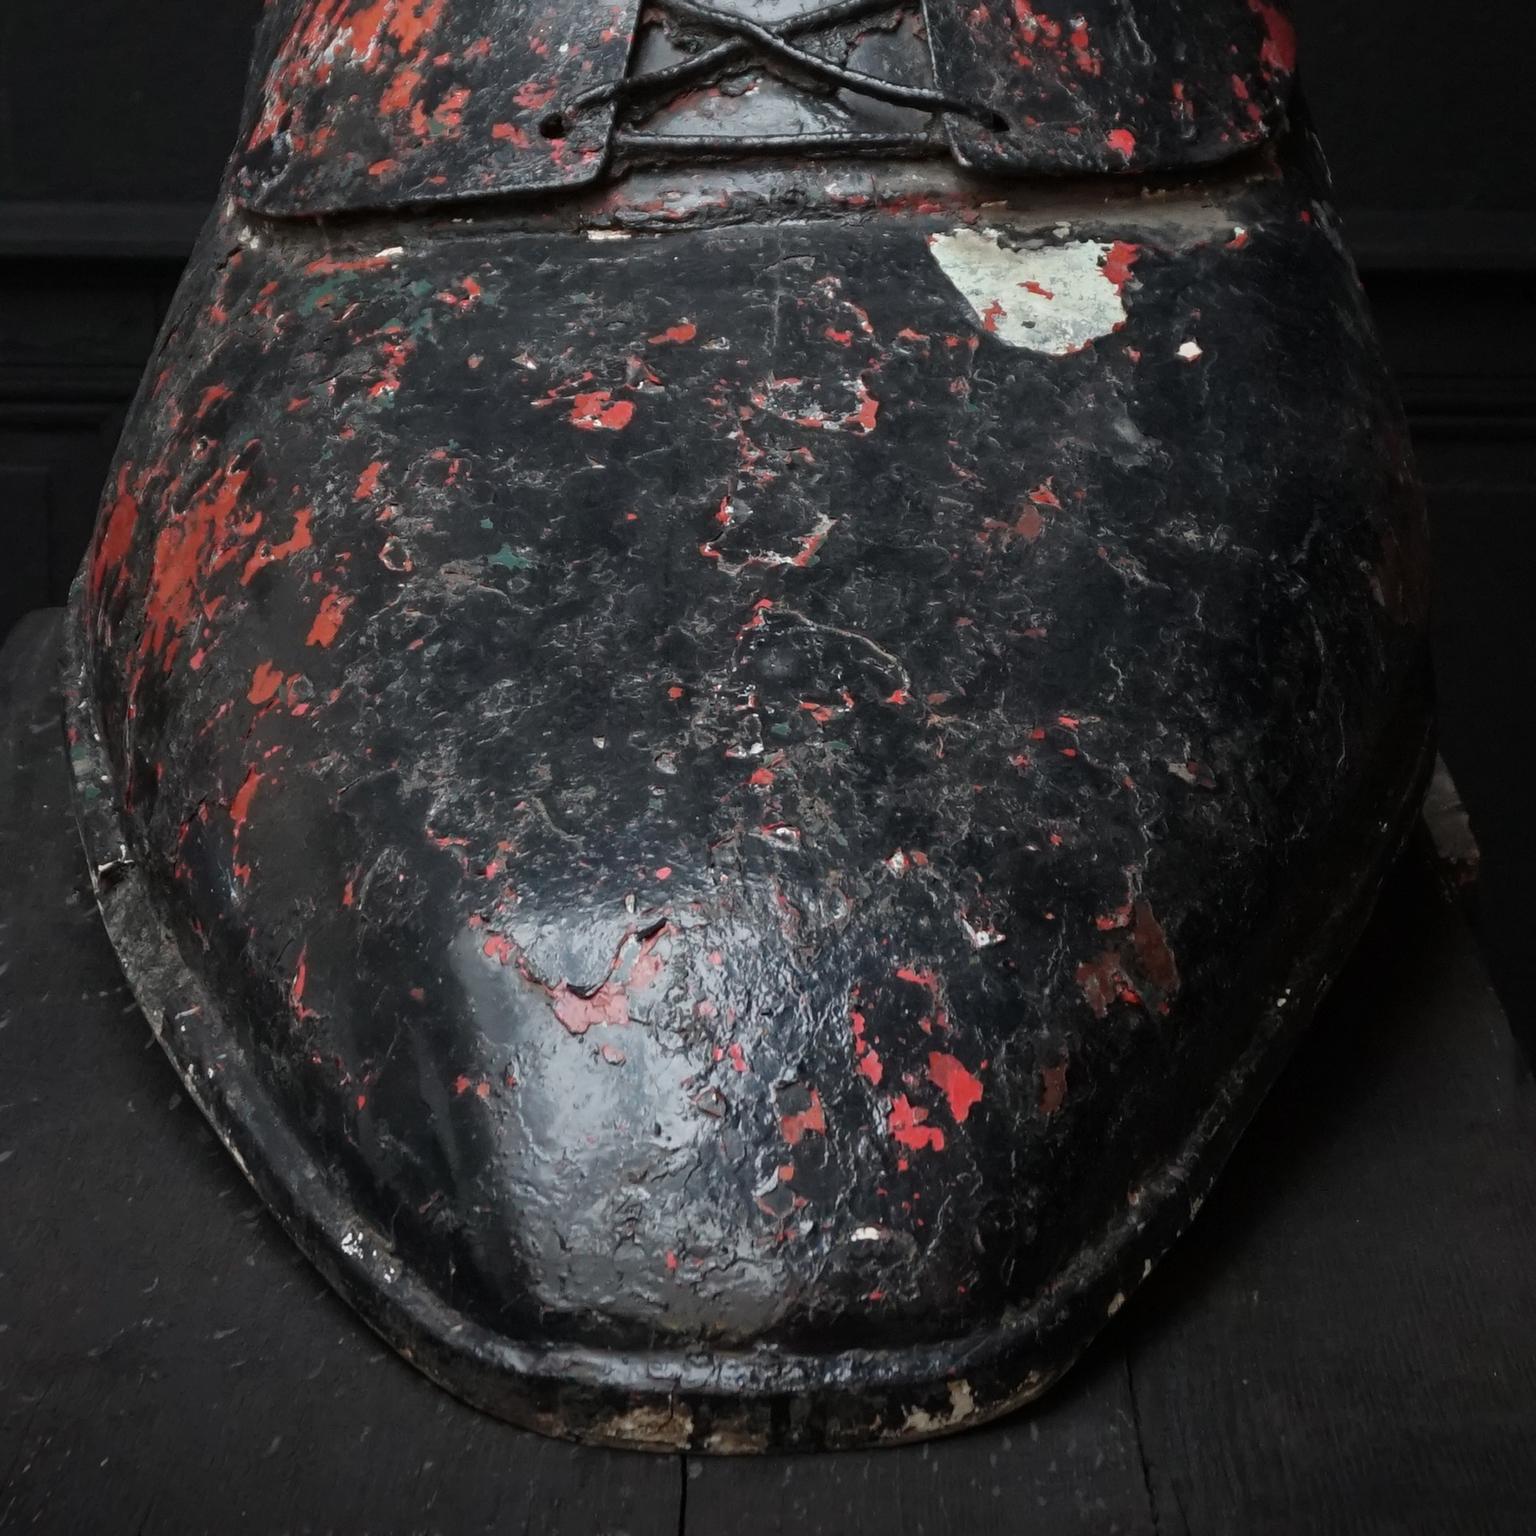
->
{"left": 84, "top": 196, "right": 1425, "bottom": 1349}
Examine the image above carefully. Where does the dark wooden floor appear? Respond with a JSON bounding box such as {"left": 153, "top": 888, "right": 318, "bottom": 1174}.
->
{"left": 3, "top": 610, "right": 1534, "bottom": 1535}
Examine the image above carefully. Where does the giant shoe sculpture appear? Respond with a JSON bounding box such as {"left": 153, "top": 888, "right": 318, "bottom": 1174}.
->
{"left": 67, "top": 0, "right": 1432, "bottom": 1450}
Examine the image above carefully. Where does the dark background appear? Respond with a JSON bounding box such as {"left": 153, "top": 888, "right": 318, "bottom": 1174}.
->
{"left": 1, "top": 1, "right": 1533, "bottom": 1042}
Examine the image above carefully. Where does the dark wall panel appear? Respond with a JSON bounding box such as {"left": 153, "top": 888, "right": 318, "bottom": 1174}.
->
{"left": 1293, "top": 0, "right": 1536, "bottom": 217}
{"left": 0, "top": 1, "right": 260, "bottom": 206}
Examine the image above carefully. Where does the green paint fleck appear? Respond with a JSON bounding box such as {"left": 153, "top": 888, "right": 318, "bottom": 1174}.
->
{"left": 479, "top": 518, "right": 494, "bottom": 531}
{"left": 488, "top": 544, "right": 535, "bottom": 572}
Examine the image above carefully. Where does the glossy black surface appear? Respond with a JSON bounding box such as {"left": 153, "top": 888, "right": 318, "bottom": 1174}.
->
{"left": 68, "top": 0, "right": 1432, "bottom": 1450}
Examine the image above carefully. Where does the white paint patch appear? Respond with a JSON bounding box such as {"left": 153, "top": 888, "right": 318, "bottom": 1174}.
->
{"left": 1178, "top": 340, "right": 1204, "bottom": 362}
{"left": 902, "top": 1379, "right": 978, "bottom": 1436}
{"left": 962, "top": 919, "right": 1006, "bottom": 950}
{"left": 603, "top": 1402, "right": 695, "bottom": 1449}
{"left": 928, "top": 228, "right": 1127, "bottom": 355}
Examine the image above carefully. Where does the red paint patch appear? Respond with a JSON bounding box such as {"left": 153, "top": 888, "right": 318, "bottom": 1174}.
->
{"left": 1075, "top": 900, "right": 1180, "bottom": 1017}
{"left": 1130, "top": 899, "right": 1180, "bottom": 997}
{"left": 780, "top": 1089, "right": 827, "bottom": 1146}
{"left": 1247, "top": 0, "right": 1297, "bottom": 72}
{"left": 354, "top": 461, "right": 386, "bottom": 501}
{"left": 229, "top": 766, "right": 262, "bottom": 834}
{"left": 514, "top": 79, "right": 556, "bottom": 110}
{"left": 850, "top": 1002, "right": 884, "bottom": 1086}
{"left": 1101, "top": 241, "right": 1141, "bottom": 291}
{"left": 1106, "top": 127, "right": 1137, "bottom": 158}
{"left": 1014, "top": 506, "right": 1046, "bottom": 542}
{"left": 569, "top": 391, "right": 635, "bottom": 431}
{"left": 1039, "top": 1060, "right": 1069, "bottom": 1115}
{"left": 195, "top": 384, "right": 233, "bottom": 421}
{"left": 89, "top": 472, "right": 138, "bottom": 601}
{"left": 379, "top": 63, "right": 424, "bottom": 115}
{"left": 928, "top": 1052, "right": 984, "bottom": 1123}
{"left": 240, "top": 505, "right": 313, "bottom": 585}
{"left": 649, "top": 322, "right": 697, "bottom": 345}
{"left": 248, "top": 661, "right": 284, "bottom": 705}
{"left": 290, "top": 946, "right": 318, "bottom": 1023}
{"left": 895, "top": 966, "right": 948, "bottom": 1030}
{"left": 1075, "top": 950, "right": 1122, "bottom": 1018}
{"left": 845, "top": 380, "right": 880, "bottom": 434}
{"left": 305, "top": 254, "right": 394, "bottom": 276}
{"left": 551, "top": 926, "right": 668, "bottom": 1035}
{"left": 139, "top": 465, "right": 252, "bottom": 669}
{"left": 306, "top": 589, "right": 352, "bottom": 647}
{"left": 888, "top": 1094, "right": 945, "bottom": 1153}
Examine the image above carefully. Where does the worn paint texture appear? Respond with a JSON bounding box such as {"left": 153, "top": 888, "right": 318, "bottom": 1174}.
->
{"left": 67, "top": 0, "right": 1431, "bottom": 1455}
{"left": 924, "top": 0, "right": 1297, "bottom": 173}
{"left": 928, "top": 229, "right": 1133, "bottom": 354}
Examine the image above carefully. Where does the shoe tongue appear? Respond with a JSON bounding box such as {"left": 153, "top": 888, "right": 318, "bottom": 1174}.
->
{"left": 625, "top": 3, "right": 942, "bottom": 143}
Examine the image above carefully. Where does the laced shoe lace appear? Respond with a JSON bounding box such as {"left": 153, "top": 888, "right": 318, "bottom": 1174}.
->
{"left": 567, "top": 0, "right": 1008, "bottom": 158}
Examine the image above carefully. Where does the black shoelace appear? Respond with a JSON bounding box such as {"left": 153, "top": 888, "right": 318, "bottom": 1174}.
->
{"left": 566, "top": 0, "right": 1007, "bottom": 157}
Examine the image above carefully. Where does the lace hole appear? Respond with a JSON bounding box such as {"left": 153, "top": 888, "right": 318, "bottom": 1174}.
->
{"left": 539, "top": 112, "right": 568, "bottom": 140}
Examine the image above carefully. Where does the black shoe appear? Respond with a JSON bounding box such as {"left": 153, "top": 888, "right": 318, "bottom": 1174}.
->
{"left": 68, "top": 0, "right": 1432, "bottom": 1451}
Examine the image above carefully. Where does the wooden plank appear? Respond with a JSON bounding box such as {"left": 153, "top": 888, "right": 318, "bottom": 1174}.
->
{"left": 0, "top": 613, "right": 683, "bottom": 1536}
{"left": 1122, "top": 843, "right": 1536, "bottom": 1533}
{"left": 682, "top": 1348, "right": 1156, "bottom": 1536}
